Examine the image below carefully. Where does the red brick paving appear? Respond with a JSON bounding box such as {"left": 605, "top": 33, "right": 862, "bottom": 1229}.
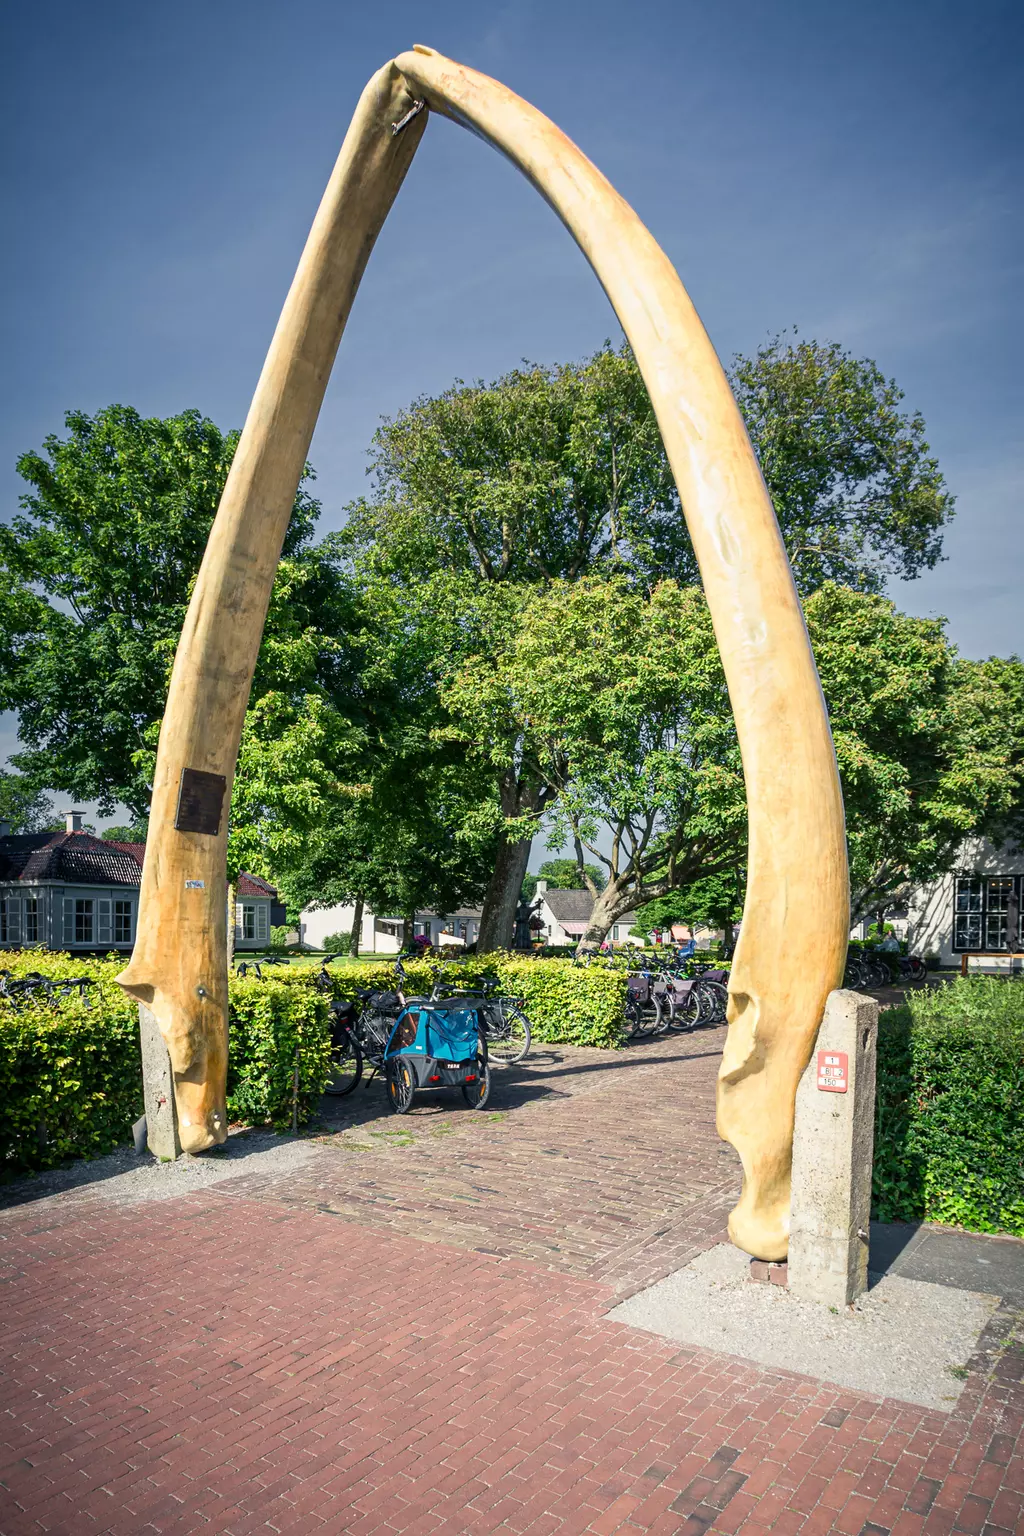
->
{"left": 1, "top": 1028, "right": 1022, "bottom": 1535}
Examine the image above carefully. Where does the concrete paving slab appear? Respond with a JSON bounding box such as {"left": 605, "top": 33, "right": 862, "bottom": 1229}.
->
{"left": 608, "top": 1241, "right": 999, "bottom": 1410}
{"left": 871, "top": 1220, "right": 1024, "bottom": 1306}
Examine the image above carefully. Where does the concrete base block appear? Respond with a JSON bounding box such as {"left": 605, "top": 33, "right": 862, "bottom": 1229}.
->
{"left": 138, "top": 1003, "right": 181, "bottom": 1161}
{"left": 788, "top": 988, "right": 879, "bottom": 1307}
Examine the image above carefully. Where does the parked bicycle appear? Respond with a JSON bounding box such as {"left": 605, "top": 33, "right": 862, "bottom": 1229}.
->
{"left": 324, "top": 957, "right": 491, "bottom": 1113}
{"left": 0, "top": 970, "right": 93, "bottom": 1009}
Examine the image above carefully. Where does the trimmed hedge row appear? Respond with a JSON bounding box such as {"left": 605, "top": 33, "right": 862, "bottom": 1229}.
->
{"left": 327, "top": 955, "right": 628, "bottom": 1051}
{"left": 873, "top": 977, "right": 1024, "bottom": 1237}
{"left": 0, "top": 952, "right": 333, "bottom": 1176}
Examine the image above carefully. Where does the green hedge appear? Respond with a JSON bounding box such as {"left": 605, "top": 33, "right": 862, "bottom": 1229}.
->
{"left": 0, "top": 952, "right": 333, "bottom": 1176}
{"left": 328, "top": 954, "right": 628, "bottom": 1050}
{"left": 873, "top": 978, "right": 1024, "bottom": 1236}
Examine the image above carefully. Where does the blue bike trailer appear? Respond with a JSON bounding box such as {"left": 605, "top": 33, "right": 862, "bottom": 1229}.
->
{"left": 384, "top": 1001, "right": 483, "bottom": 1088}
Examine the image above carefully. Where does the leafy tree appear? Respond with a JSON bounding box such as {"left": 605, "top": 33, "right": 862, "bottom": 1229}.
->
{"left": 444, "top": 576, "right": 746, "bottom": 948}
{"left": 0, "top": 772, "right": 52, "bottom": 832}
{"left": 225, "top": 573, "right": 499, "bottom": 938}
{"left": 0, "top": 404, "right": 322, "bottom": 814}
{"left": 536, "top": 859, "right": 606, "bottom": 890}
{"left": 101, "top": 820, "right": 149, "bottom": 843}
{"left": 632, "top": 868, "right": 744, "bottom": 944}
{"left": 730, "top": 335, "right": 954, "bottom": 593}
{"left": 809, "top": 590, "right": 1024, "bottom": 919}
{"left": 341, "top": 339, "right": 954, "bottom": 941}
{"left": 446, "top": 575, "right": 1024, "bottom": 950}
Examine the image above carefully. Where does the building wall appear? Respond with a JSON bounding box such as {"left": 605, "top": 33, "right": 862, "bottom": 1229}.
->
{"left": 908, "top": 837, "right": 1024, "bottom": 965}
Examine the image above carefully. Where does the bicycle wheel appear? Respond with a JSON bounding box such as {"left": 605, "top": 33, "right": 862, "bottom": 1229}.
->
{"left": 324, "top": 1030, "right": 362, "bottom": 1096}
{"left": 487, "top": 1004, "right": 532, "bottom": 1064}
{"left": 637, "top": 994, "right": 662, "bottom": 1035}
{"left": 624, "top": 998, "right": 643, "bottom": 1039}
{"left": 667, "top": 988, "right": 700, "bottom": 1031}
{"left": 461, "top": 1056, "right": 491, "bottom": 1109}
{"left": 385, "top": 1058, "right": 416, "bottom": 1114}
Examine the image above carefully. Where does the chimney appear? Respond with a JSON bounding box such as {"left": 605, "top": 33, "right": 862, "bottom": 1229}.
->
{"left": 65, "top": 810, "right": 84, "bottom": 833}
{"left": 534, "top": 879, "right": 548, "bottom": 896}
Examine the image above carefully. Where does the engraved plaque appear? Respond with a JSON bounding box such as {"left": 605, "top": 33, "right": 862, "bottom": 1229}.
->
{"left": 174, "top": 768, "right": 226, "bottom": 836}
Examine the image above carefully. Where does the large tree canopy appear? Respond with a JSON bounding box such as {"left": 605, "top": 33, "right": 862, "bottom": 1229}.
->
{"left": 0, "top": 404, "right": 324, "bottom": 814}
{"left": 441, "top": 575, "right": 1024, "bottom": 948}
{"left": 731, "top": 335, "right": 954, "bottom": 593}
{"left": 342, "top": 337, "right": 954, "bottom": 594}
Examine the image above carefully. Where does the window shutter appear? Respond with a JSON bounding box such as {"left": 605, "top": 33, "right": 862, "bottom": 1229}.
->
{"left": 63, "top": 897, "right": 74, "bottom": 945}
{"left": 6, "top": 898, "right": 21, "bottom": 943}
{"left": 234, "top": 902, "right": 244, "bottom": 939}
{"left": 97, "top": 898, "right": 112, "bottom": 945}
{"left": 256, "top": 903, "right": 269, "bottom": 942}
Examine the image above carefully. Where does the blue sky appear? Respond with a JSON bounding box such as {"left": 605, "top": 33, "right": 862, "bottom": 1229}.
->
{"left": 1, "top": 0, "right": 1021, "bottom": 825}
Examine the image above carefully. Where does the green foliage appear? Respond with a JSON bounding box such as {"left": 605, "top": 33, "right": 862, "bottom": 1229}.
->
{"left": 330, "top": 956, "right": 627, "bottom": 1050}
{"left": 0, "top": 954, "right": 141, "bottom": 1175}
{"left": 226, "top": 977, "right": 332, "bottom": 1130}
{"left": 0, "top": 404, "right": 323, "bottom": 815}
{"left": 0, "top": 953, "right": 333, "bottom": 1176}
{"left": 341, "top": 344, "right": 674, "bottom": 586}
{"left": 807, "top": 585, "right": 1024, "bottom": 916}
{"left": 343, "top": 338, "right": 953, "bottom": 596}
{"left": 101, "top": 821, "right": 148, "bottom": 843}
{"left": 873, "top": 979, "right": 1024, "bottom": 1236}
{"left": 0, "top": 772, "right": 52, "bottom": 832}
{"left": 322, "top": 932, "right": 351, "bottom": 955}
{"left": 537, "top": 859, "right": 607, "bottom": 891}
{"left": 731, "top": 334, "right": 954, "bottom": 593}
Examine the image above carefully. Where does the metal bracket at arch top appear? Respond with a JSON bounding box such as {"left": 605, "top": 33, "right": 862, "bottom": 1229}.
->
{"left": 392, "top": 99, "right": 426, "bottom": 136}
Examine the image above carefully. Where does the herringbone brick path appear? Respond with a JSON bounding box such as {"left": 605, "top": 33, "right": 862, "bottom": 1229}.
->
{"left": 1, "top": 1028, "right": 1021, "bottom": 1536}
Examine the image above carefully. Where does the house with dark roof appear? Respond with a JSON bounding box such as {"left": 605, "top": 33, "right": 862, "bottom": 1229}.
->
{"left": 0, "top": 812, "right": 285, "bottom": 954}
{"left": 536, "top": 884, "right": 640, "bottom": 947}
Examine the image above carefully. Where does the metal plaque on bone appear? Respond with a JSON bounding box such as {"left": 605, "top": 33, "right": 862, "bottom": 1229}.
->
{"left": 174, "top": 768, "right": 226, "bottom": 836}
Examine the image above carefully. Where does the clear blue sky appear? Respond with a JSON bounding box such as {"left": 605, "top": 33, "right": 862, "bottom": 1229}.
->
{"left": 1, "top": 0, "right": 1021, "bottom": 820}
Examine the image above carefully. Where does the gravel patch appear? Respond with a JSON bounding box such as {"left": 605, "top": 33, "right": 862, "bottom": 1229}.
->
{"left": 0, "top": 1128, "right": 318, "bottom": 1217}
{"left": 608, "top": 1241, "right": 999, "bottom": 1410}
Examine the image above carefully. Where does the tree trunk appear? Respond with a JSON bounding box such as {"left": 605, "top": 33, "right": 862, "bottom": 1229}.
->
{"left": 402, "top": 911, "right": 415, "bottom": 951}
{"left": 477, "top": 835, "right": 532, "bottom": 953}
{"left": 576, "top": 879, "right": 631, "bottom": 955}
{"left": 349, "top": 893, "right": 363, "bottom": 958}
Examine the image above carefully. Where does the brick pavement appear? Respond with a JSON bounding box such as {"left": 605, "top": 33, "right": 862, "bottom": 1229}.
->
{"left": 1, "top": 1027, "right": 1022, "bottom": 1536}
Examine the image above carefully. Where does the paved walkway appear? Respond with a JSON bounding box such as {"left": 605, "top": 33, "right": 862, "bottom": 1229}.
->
{"left": 1, "top": 1028, "right": 1021, "bottom": 1536}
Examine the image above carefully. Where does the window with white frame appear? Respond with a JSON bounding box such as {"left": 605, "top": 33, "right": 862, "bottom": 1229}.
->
{"left": 0, "top": 896, "right": 21, "bottom": 944}
{"left": 63, "top": 897, "right": 95, "bottom": 945}
{"left": 114, "top": 900, "right": 133, "bottom": 944}
{"left": 24, "top": 896, "right": 38, "bottom": 944}
{"left": 235, "top": 902, "right": 268, "bottom": 943}
{"left": 953, "top": 875, "right": 1022, "bottom": 951}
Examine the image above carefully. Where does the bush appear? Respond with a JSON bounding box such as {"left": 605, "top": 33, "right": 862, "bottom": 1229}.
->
{"left": 322, "top": 932, "right": 351, "bottom": 955}
{"left": 873, "top": 978, "right": 1024, "bottom": 1236}
{"left": 227, "top": 976, "right": 332, "bottom": 1129}
{"left": 329, "top": 954, "right": 628, "bottom": 1049}
{"left": 0, "top": 951, "right": 333, "bottom": 1176}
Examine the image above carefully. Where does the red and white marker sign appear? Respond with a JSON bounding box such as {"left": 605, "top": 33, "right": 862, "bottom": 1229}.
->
{"left": 816, "top": 1050, "right": 849, "bottom": 1093}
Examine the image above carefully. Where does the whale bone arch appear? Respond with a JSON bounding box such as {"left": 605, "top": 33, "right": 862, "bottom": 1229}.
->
{"left": 117, "top": 45, "right": 849, "bottom": 1261}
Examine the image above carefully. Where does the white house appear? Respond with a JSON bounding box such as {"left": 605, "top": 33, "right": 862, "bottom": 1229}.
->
{"left": 300, "top": 901, "right": 483, "bottom": 953}
{"left": 905, "top": 836, "right": 1024, "bottom": 970}
{"left": 534, "top": 883, "right": 641, "bottom": 947}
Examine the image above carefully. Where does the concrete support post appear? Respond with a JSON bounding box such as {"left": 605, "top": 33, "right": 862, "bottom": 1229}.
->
{"left": 788, "top": 988, "right": 879, "bottom": 1307}
{"left": 138, "top": 1002, "right": 181, "bottom": 1161}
